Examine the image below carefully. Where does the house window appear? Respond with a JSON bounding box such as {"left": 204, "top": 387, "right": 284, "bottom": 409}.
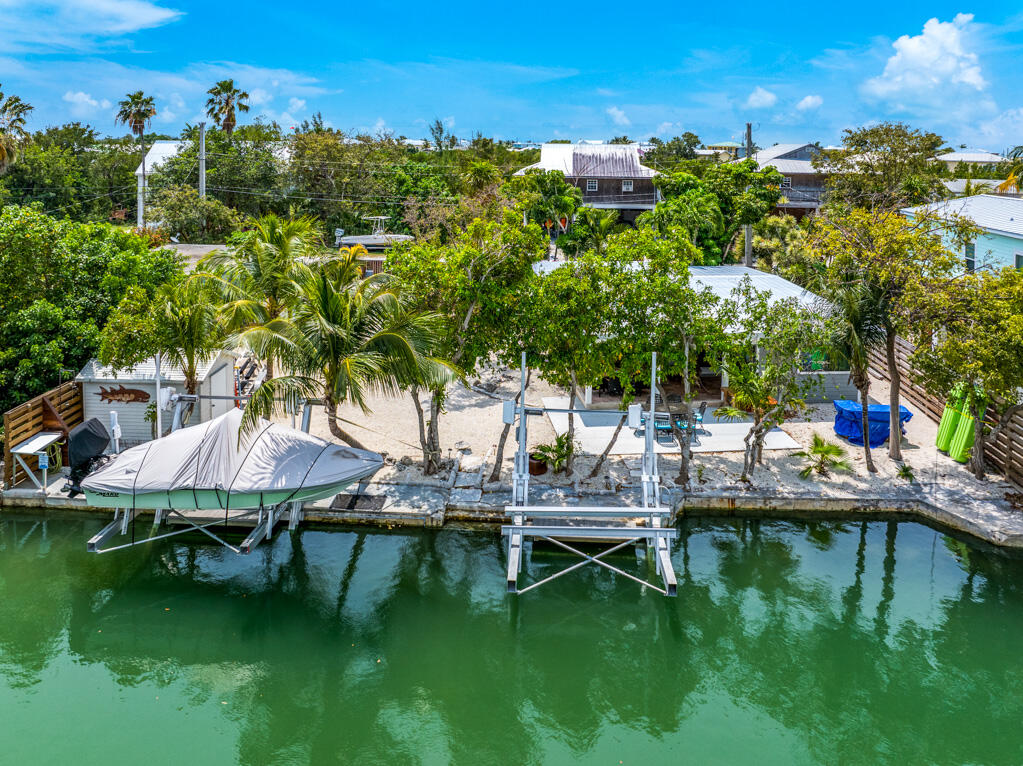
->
{"left": 780, "top": 176, "right": 792, "bottom": 188}
{"left": 965, "top": 242, "right": 975, "bottom": 272}
{"left": 1016, "top": 252, "right": 1023, "bottom": 270}
{"left": 586, "top": 179, "right": 598, "bottom": 192}
{"left": 622, "top": 180, "right": 633, "bottom": 192}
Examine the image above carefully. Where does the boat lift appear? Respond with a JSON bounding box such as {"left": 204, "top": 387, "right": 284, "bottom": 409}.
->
{"left": 502, "top": 352, "right": 678, "bottom": 596}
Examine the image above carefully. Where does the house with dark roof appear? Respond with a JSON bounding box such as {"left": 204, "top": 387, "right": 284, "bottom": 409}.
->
{"left": 514, "top": 143, "right": 659, "bottom": 225}
{"left": 746, "top": 143, "right": 825, "bottom": 217}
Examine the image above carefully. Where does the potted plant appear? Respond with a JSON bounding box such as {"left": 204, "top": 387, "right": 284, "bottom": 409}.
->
{"left": 531, "top": 433, "right": 576, "bottom": 475}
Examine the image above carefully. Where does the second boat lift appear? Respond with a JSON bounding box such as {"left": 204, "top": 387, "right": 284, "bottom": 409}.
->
{"left": 502, "top": 353, "right": 678, "bottom": 596}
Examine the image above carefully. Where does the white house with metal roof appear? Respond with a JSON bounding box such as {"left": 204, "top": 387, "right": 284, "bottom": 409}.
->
{"left": 134, "top": 140, "right": 184, "bottom": 227}
{"left": 902, "top": 194, "right": 1023, "bottom": 272}
{"left": 932, "top": 150, "right": 1005, "bottom": 171}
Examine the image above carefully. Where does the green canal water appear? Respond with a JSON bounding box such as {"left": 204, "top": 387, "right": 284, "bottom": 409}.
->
{"left": 2, "top": 514, "right": 1023, "bottom": 765}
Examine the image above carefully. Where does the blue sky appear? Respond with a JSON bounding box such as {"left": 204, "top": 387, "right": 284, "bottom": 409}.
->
{"left": 2, "top": 1, "right": 1022, "bottom": 150}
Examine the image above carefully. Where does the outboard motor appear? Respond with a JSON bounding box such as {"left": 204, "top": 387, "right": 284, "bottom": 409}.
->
{"left": 65, "top": 418, "right": 111, "bottom": 497}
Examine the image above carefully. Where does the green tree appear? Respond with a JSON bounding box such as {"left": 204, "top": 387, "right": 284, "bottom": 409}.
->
{"left": 148, "top": 184, "right": 242, "bottom": 243}
{"left": 462, "top": 160, "right": 502, "bottom": 194}
{"left": 701, "top": 160, "right": 785, "bottom": 262}
{"left": 808, "top": 207, "right": 976, "bottom": 461}
{"left": 387, "top": 213, "right": 547, "bottom": 472}
{"left": 557, "top": 207, "right": 624, "bottom": 257}
{"left": 241, "top": 258, "right": 448, "bottom": 448}
{"left": 503, "top": 168, "right": 583, "bottom": 235}
{"left": 199, "top": 212, "right": 320, "bottom": 377}
{"left": 818, "top": 278, "right": 887, "bottom": 472}
{"left": 793, "top": 434, "right": 853, "bottom": 479}
{"left": 910, "top": 268, "right": 1023, "bottom": 479}
{"left": 638, "top": 187, "right": 724, "bottom": 255}
{"left": 642, "top": 132, "right": 702, "bottom": 168}
{"left": 0, "top": 83, "right": 33, "bottom": 174}
{"left": 714, "top": 284, "right": 828, "bottom": 481}
{"left": 115, "top": 91, "right": 157, "bottom": 226}
{"left": 205, "top": 79, "right": 250, "bottom": 137}
{"left": 815, "top": 122, "right": 948, "bottom": 211}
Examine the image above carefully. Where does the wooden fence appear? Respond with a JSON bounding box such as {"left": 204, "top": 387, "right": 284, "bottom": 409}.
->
{"left": 868, "top": 336, "right": 1023, "bottom": 486}
{"left": 2, "top": 381, "right": 84, "bottom": 488}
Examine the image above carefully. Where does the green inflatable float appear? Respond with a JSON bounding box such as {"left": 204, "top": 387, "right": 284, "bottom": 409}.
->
{"left": 948, "top": 396, "right": 986, "bottom": 464}
{"left": 935, "top": 390, "right": 965, "bottom": 453}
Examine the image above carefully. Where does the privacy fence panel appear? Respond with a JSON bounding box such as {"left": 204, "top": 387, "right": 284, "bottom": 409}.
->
{"left": 868, "top": 336, "right": 1023, "bottom": 486}
{"left": 2, "top": 381, "right": 84, "bottom": 488}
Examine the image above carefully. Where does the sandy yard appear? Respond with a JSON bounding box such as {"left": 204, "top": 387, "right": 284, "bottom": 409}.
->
{"left": 284, "top": 364, "right": 1017, "bottom": 502}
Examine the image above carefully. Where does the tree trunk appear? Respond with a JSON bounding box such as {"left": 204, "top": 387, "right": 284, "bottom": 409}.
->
{"left": 325, "top": 399, "right": 368, "bottom": 450}
{"left": 423, "top": 388, "right": 444, "bottom": 475}
{"left": 659, "top": 383, "right": 691, "bottom": 489}
{"left": 859, "top": 382, "right": 876, "bottom": 473}
{"left": 565, "top": 372, "right": 578, "bottom": 477}
{"left": 588, "top": 412, "right": 626, "bottom": 479}
{"left": 489, "top": 369, "right": 531, "bottom": 483}
{"left": 970, "top": 399, "right": 986, "bottom": 480}
{"left": 410, "top": 386, "right": 429, "bottom": 466}
{"left": 886, "top": 329, "right": 903, "bottom": 462}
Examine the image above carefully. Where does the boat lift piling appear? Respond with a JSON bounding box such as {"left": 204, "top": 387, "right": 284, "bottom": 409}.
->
{"left": 502, "top": 352, "right": 678, "bottom": 596}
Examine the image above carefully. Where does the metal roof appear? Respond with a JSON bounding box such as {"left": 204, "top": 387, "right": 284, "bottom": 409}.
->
{"left": 339, "top": 234, "right": 414, "bottom": 251}
{"left": 902, "top": 194, "right": 1023, "bottom": 239}
{"left": 134, "top": 140, "right": 184, "bottom": 177}
{"left": 532, "top": 262, "right": 822, "bottom": 309}
{"left": 514, "top": 143, "right": 657, "bottom": 179}
{"left": 76, "top": 352, "right": 237, "bottom": 384}
{"left": 934, "top": 150, "right": 1005, "bottom": 164}
{"left": 747, "top": 143, "right": 822, "bottom": 176}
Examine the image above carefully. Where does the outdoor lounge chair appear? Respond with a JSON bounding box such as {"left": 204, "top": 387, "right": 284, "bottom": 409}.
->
{"left": 694, "top": 401, "right": 708, "bottom": 432}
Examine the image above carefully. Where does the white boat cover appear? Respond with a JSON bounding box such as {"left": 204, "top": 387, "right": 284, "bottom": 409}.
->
{"left": 81, "top": 408, "right": 383, "bottom": 509}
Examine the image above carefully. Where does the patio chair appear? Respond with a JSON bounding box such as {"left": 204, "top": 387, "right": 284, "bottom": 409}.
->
{"left": 694, "top": 401, "right": 708, "bottom": 432}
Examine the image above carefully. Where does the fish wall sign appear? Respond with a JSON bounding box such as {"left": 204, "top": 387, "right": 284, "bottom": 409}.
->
{"left": 96, "top": 385, "right": 151, "bottom": 404}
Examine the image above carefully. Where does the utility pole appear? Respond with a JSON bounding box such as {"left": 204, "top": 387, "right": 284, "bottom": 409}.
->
{"left": 744, "top": 121, "right": 753, "bottom": 268}
{"left": 198, "top": 121, "right": 206, "bottom": 198}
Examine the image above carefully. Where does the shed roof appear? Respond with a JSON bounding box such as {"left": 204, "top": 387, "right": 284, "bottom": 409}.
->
{"left": 747, "top": 143, "right": 821, "bottom": 175}
{"left": 514, "top": 143, "right": 657, "bottom": 179}
{"left": 902, "top": 194, "right": 1023, "bottom": 239}
{"left": 77, "top": 351, "right": 237, "bottom": 385}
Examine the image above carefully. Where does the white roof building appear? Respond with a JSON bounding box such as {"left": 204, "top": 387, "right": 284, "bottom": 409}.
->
{"left": 902, "top": 194, "right": 1023, "bottom": 239}
{"left": 134, "top": 140, "right": 185, "bottom": 178}
{"left": 933, "top": 150, "right": 1005, "bottom": 167}
{"left": 514, "top": 143, "right": 657, "bottom": 179}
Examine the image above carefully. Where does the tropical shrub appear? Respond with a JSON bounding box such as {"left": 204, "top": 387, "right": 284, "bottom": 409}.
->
{"left": 147, "top": 184, "right": 243, "bottom": 243}
{"left": 793, "top": 434, "right": 853, "bottom": 479}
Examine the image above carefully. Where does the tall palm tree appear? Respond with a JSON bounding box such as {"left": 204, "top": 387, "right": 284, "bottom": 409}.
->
{"left": 998, "top": 145, "right": 1023, "bottom": 195}
{"left": 115, "top": 91, "right": 157, "bottom": 226}
{"left": 198, "top": 212, "right": 320, "bottom": 379}
{"left": 154, "top": 278, "right": 228, "bottom": 396}
{"left": 571, "top": 207, "right": 622, "bottom": 256}
{"left": 0, "top": 83, "right": 33, "bottom": 174}
{"left": 243, "top": 253, "right": 448, "bottom": 448}
{"left": 821, "top": 280, "right": 887, "bottom": 473}
{"left": 205, "top": 80, "right": 250, "bottom": 136}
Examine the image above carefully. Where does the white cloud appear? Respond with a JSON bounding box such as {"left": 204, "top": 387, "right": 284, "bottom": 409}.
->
{"left": 655, "top": 121, "right": 675, "bottom": 135}
{"left": 0, "top": 0, "right": 183, "bottom": 52}
{"left": 61, "top": 90, "right": 111, "bottom": 117}
{"left": 745, "top": 86, "right": 777, "bottom": 109}
{"left": 442, "top": 115, "right": 456, "bottom": 129}
{"left": 373, "top": 117, "right": 388, "bottom": 134}
{"left": 287, "top": 97, "right": 307, "bottom": 113}
{"left": 249, "top": 88, "right": 272, "bottom": 106}
{"left": 962, "top": 107, "right": 1023, "bottom": 150}
{"left": 596, "top": 88, "right": 618, "bottom": 97}
{"left": 863, "top": 14, "right": 986, "bottom": 105}
{"left": 796, "top": 94, "right": 823, "bottom": 111}
{"left": 606, "top": 106, "right": 630, "bottom": 126}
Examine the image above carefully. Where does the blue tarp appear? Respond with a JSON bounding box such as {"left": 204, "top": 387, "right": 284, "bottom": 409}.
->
{"left": 833, "top": 400, "right": 913, "bottom": 448}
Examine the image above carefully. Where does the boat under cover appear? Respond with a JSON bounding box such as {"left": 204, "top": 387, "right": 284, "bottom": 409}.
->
{"left": 81, "top": 407, "right": 383, "bottom": 510}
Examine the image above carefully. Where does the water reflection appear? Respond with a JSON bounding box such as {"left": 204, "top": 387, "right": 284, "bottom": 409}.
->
{"left": 1, "top": 514, "right": 1023, "bottom": 764}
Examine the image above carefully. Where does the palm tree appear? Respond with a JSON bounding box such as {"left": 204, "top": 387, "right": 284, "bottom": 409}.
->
{"left": 571, "top": 207, "right": 622, "bottom": 256}
{"left": 462, "top": 160, "right": 502, "bottom": 194}
{"left": 205, "top": 79, "right": 250, "bottom": 137}
{"left": 115, "top": 91, "right": 157, "bottom": 226}
{"left": 198, "top": 212, "right": 320, "bottom": 379}
{"left": 0, "top": 83, "right": 33, "bottom": 174}
{"left": 998, "top": 146, "right": 1023, "bottom": 195}
{"left": 242, "top": 253, "right": 448, "bottom": 448}
{"left": 793, "top": 434, "right": 853, "bottom": 479}
{"left": 821, "top": 280, "right": 887, "bottom": 472}
{"left": 154, "top": 278, "right": 228, "bottom": 396}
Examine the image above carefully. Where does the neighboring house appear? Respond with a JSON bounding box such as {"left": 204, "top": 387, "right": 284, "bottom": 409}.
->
{"left": 704, "top": 141, "right": 743, "bottom": 160}
{"left": 76, "top": 351, "right": 240, "bottom": 447}
{"left": 942, "top": 178, "right": 1012, "bottom": 197}
{"left": 134, "top": 140, "right": 184, "bottom": 227}
{"left": 338, "top": 215, "right": 413, "bottom": 275}
{"left": 513, "top": 143, "right": 659, "bottom": 225}
{"left": 902, "top": 194, "right": 1023, "bottom": 272}
{"left": 746, "top": 143, "right": 825, "bottom": 217}
{"left": 932, "top": 150, "right": 1005, "bottom": 172}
